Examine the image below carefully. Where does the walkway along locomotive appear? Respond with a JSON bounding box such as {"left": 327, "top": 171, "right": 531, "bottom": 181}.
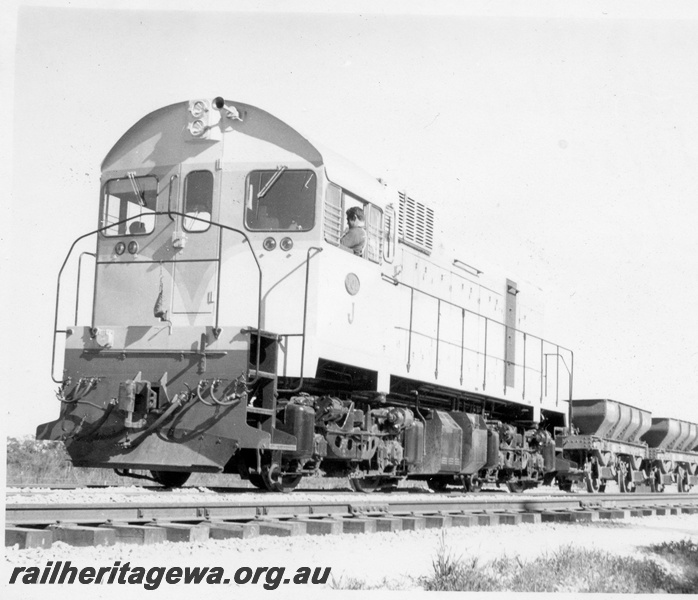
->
{"left": 36, "top": 97, "right": 698, "bottom": 493}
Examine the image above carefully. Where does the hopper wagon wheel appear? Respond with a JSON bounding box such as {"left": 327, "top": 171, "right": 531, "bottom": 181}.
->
{"left": 589, "top": 475, "right": 606, "bottom": 494}
{"left": 649, "top": 468, "right": 663, "bottom": 493}
{"left": 350, "top": 476, "right": 382, "bottom": 493}
{"left": 676, "top": 467, "right": 690, "bottom": 493}
{"left": 260, "top": 463, "right": 303, "bottom": 493}
{"left": 425, "top": 476, "right": 450, "bottom": 493}
{"left": 506, "top": 479, "right": 526, "bottom": 494}
{"left": 150, "top": 470, "right": 192, "bottom": 488}
{"left": 247, "top": 472, "right": 267, "bottom": 490}
{"left": 585, "top": 470, "right": 606, "bottom": 494}
{"left": 616, "top": 463, "right": 635, "bottom": 493}
{"left": 463, "top": 474, "right": 482, "bottom": 493}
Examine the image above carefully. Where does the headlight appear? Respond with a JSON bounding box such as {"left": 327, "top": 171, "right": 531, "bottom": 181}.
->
{"left": 128, "top": 241, "right": 139, "bottom": 255}
{"left": 263, "top": 237, "right": 277, "bottom": 251}
{"left": 115, "top": 242, "right": 126, "bottom": 256}
{"left": 280, "top": 237, "right": 293, "bottom": 251}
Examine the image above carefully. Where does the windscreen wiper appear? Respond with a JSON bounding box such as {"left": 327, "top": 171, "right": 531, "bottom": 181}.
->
{"left": 257, "top": 165, "right": 287, "bottom": 199}
{"left": 128, "top": 172, "right": 146, "bottom": 206}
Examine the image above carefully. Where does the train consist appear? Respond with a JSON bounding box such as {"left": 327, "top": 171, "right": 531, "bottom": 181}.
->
{"left": 556, "top": 399, "right": 698, "bottom": 493}
{"left": 37, "top": 97, "right": 697, "bottom": 493}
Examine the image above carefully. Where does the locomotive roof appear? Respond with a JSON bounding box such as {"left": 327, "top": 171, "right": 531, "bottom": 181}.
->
{"left": 101, "top": 99, "right": 387, "bottom": 207}
{"left": 312, "top": 140, "right": 388, "bottom": 207}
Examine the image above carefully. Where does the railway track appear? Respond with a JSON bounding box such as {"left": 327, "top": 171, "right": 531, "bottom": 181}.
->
{"left": 7, "top": 489, "right": 698, "bottom": 549}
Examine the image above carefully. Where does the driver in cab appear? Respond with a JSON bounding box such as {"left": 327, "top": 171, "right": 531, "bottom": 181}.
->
{"left": 340, "top": 207, "right": 366, "bottom": 256}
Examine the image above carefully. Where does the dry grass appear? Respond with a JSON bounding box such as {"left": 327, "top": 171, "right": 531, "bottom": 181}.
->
{"left": 415, "top": 532, "right": 698, "bottom": 593}
{"left": 6, "top": 436, "right": 125, "bottom": 486}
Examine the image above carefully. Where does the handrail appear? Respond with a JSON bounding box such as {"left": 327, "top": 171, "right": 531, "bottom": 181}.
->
{"left": 74, "top": 252, "right": 96, "bottom": 326}
{"left": 277, "top": 246, "right": 323, "bottom": 394}
{"left": 50, "top": 211, "right": 264, "bottom": 384}
{"left": 453, "top": 258, "right": 483, "bottom": 276}
{"left": 383, "top": 274, "right": 574, "bottom": 404}
{"left": 435, "top": 298, "right": 441, "bottom": 379}
{"left": 544, "top": 351, "right": 575, "bottom": 408}
{"left": 166, "top": 174, "right": 178, "bottom": 222}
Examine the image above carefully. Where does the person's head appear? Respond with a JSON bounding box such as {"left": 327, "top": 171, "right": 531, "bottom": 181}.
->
{"left": 346, "top": 206, "right": 365, "bottom": 227}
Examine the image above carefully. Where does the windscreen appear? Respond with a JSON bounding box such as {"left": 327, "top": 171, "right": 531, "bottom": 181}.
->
{"left": 102, "top": 176, "right": 158, "bottom": 236}
{"left": 245, "top": 169, "right": 316, "bottom": 231}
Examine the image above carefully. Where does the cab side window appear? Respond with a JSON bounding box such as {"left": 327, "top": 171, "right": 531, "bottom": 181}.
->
{"left": 323, "top": 184, "right": 343, "bottom": 245}
{"left": 323, "top": 185, "right": 382, "bottom": 264}
{"left": 183, "top": 170, "right": 213, "bottom": 232}
{"left": 364, "top": 203, "right": 383, "bottom": 263}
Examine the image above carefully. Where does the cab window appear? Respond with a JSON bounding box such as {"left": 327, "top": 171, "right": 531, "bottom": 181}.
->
{"left": 245, "top": 169, "right": 316, "bottom": 231}
{"left": 364, "top": 202, "right": 383, "bottom": 263}
{"left": 102, "top": 175, "right": 157, "bottom": 236}
{"left": 324, "top": 187, "right": 382, "bottom": 264}
{"left": 183, "top": 170, "right": 213, "bottom": 232}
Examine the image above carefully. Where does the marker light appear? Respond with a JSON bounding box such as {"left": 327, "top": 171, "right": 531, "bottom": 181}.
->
{"left": 263, "top": 237, "right": 277, "bottom": 251}
{"left": 188, "top": 119, "right": 206, "bottom": 137}
{"left": 128, "top": 241, "right": 139, "bottom": 255}
{"left": 280, "top": 237, "right": 294, "bottom": 251}
{"left": 115, "top": 242, "right": 126, "bottom": 255}
{"left": 190, "top": 100, "right": 207, "bottom": 118}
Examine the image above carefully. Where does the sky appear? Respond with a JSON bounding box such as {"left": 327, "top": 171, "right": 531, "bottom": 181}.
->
{"left": 4, "top": 0, "right": 698, "bottom": 436}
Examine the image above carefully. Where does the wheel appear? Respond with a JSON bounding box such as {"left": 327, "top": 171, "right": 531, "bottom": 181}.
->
{"left": 350, "top": 476, "right": 382, "bottom": 493}
{"left": 585, "top": 473, "right": 606, "bottom": 493}
{"left": 150, "top": 470, "right": 191, "bottom": 488}
{"left": 247, "top": 472, "right": 267, "bottom": 490}
{"left": 652, "top": 469, "right": 664, "bottom": 493}
{"left": 260, "top": 463, "right": 302, "bottom": 493}
{"left": 558, "top": 479, "right": 573, "bottom": 492}
{"left": 426, "top": 477, "right": 450, "bottom": 493}
{"left": 462, "top": 474, "right": 482, "bottom": 493}
{"left": 378, "top": 478, "right": 400, "bottom": 492}
{"left": 677, "top": 467, "right": 690, "bottom": 493}
{"left": 506, "top": 480, "right": 525, "bottom": 494}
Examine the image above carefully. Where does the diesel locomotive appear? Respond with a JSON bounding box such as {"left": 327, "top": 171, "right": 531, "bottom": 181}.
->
{"left": 36, "top": 96, "right": 698, "bottom": 494}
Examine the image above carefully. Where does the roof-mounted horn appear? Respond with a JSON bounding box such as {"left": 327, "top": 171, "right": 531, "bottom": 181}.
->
{"left": 213, "top": 97, "right": 242, "bottom": 121}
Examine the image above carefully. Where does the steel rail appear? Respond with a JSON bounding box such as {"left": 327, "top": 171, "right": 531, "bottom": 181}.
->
{"left": 7, "top": 493, "right": 698, "bottom": 526}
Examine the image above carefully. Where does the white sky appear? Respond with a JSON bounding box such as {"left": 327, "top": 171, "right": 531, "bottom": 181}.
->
{"left": 4, "top": 0, "right": 698, "bottom": 436}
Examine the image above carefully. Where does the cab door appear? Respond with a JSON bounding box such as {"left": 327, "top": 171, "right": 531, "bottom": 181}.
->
{"left": 170, "top": 167, "right": 221, "bottom": 320}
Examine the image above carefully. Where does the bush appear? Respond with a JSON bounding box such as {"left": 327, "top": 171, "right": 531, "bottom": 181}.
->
{"left": 646, "top": 539, "right": 698, "bottom": 593}
{"left": 421, "top": 538, "right": 696, "bottom": 593}
{"left": 423, "top": 531, "right": 498, "bottom": 591}
{"left": 5, "top": 436, "right": 123, "bottom": 486}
